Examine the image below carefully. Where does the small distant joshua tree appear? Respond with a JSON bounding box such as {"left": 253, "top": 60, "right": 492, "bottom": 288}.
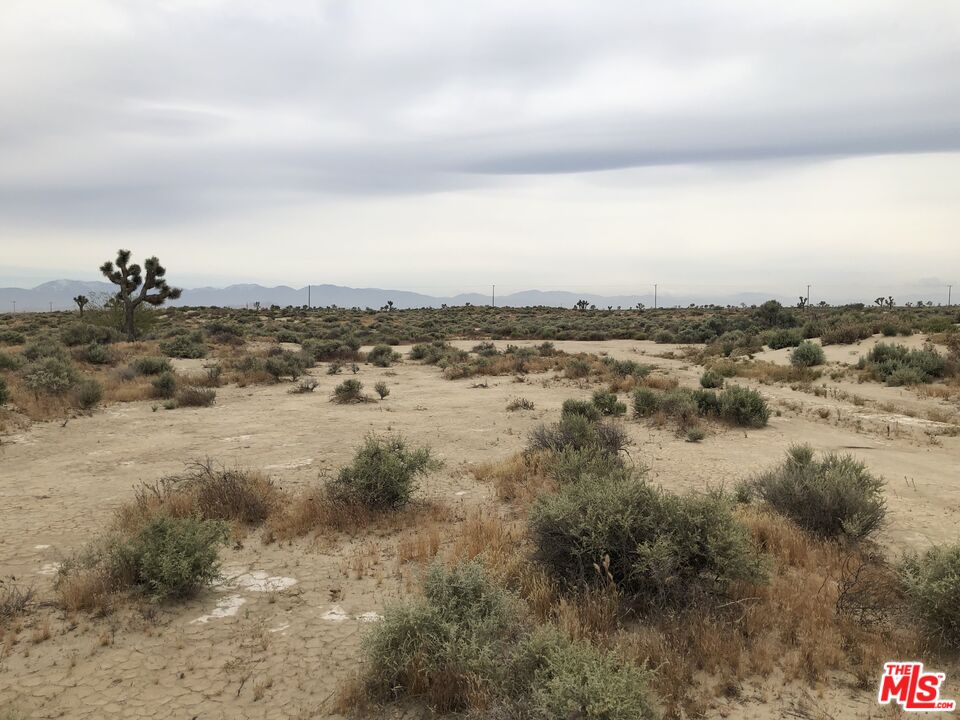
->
{"left": 574, "top": 299, "right": 589, "bottom": 311}
{"left": 100, "top": 249, "right": 182, "bottom": 341}
{"left": 73, "top": 294, "right": 89, "bottom": 316}
{"left": 797, "top": 296, "right": 807, "bottom": 309}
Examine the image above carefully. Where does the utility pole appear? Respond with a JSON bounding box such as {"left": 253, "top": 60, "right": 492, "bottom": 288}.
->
{"left": 806, "top": 285, "right": 811, "bottom": 307}
{"left": 654, "top": 284, "right": 657, "bottom": 310}
{"left": 11, "top": 300, "right": 15, "bottom": 313}
{"left": 307, "top": 284, "right": 311, "bottom": 308}
{"left": 492, "top": 284, "right": 495, "bottom": 308}
{"left": 948, "top": 285, "right": 952, "bottom": 306}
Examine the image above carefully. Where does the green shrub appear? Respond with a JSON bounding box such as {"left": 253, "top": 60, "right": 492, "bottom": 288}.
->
{"left": 0, "top": 377, "right": 7, "bottom": 405}
{"left": 160, "top": 336, "right": 207, "bottom": 359}
{"left": 901, "top": 544, "right": 960, "bottom": 646}
{"left": 765, "top": 328, "right": 802, "bottom": 350}
{"left": 333, "top": 378, "right": 365, "bottom": 403}
{"left": 699, "top": 370, "right": 724, "bottom": 389}
{"left": 564, "top": 357, "right": 591, "bottom": 379}
{"left": 22, "top": 357, "right": 78, "bottom": 395}
{"left": 530, "top": 475, "right": 762, "bottom": 606}
{"left": 264, "top": 351, "right": 311, "bottom": 380}
{"left": 561, "top": 398, "right": 601, "bottom": 422}
{"left": 691, "top": 388, "right": 721, "bottom": 416}
{"left": 601, "top": 358, "right": 651, "bottom": 379}
{"left": 632, "top": 388, "right": 660, "bottom": 417}
{"left": 529, "top": 413, "right": 628, "bottom": 459}
{"left": 719, "top": 385, "right": 769, "bottom": 427}
{"left": 132, "top": 356, "right": 173, "bottom": 375}
{"left": 861, "top": 342, "right": 947, "bottom": 385}
{"left": 151, "top": 371, "right": 177, "bottom": 399}
{"left": 276, "top": 330, "right": 301, "bottom": 344}
{"left": 367, "top": 344, "right": 399, "bottom": 367}
{"left": 546, "top": 447, "right": 630, "bottom": 485}
{"left": 329, "top": 434, "right": 436, "bottom": 510}
{"left": 113, "top": 515, "right": 228, "bottom": 600}
{"left": 790, "top": 341, "right": 825, "bottom": 368}
{"left": 0, "top": 330, "right": 25, "bottom": 345}
{"left": 520, "top": 628, "right": 658, "bottom": 720}
{"left": 61, "top": 322, "right": 117, "bottom": 347}
{"left": 374, "top": 381, "right": 390, "bottom": 400}
{"left": 658, "top": 388, "right": 698, "bottom": 428}
{"left": 82, "top": 342, "right": 113, "bottom": 365}
{"left": 686, "top": 427, "right": 705, "bottom": 443}
{"left": 175, "top": 386, "right": 216, "bottom": 407}
{"left": 73, "top": 378, "right": 103, "bottom": 410}
{"left": 22, "top": 337, "right": 69, "bottom": 362}
{"left": 0, "top": 352, "right": 19, "bottom": 371}
{"left": 752, "top": 445, "right": 885, "bottom": 540}
{"left": 591, "top": 390, "right": 626, "bottom": 417}
{"left": 821, "top": 323, "right": 872, "bottom": 345}
{"left": 362, "top": 561, "right": 524, "bottom": 711}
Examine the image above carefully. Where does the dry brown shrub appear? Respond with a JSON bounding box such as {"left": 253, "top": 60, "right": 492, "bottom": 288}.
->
{"left": 641, "top": 374, "right": 679, "bottom": 391}
{"left": 470, "top": 451, "right": 553, "bottom": 503}
{"left": 57, "top": 566, "right": 113, "bottom": 614}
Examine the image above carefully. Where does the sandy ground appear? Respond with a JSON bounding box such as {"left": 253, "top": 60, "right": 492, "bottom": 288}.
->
{"left": 1, "top": 339, "right": 958, "bottom": 719}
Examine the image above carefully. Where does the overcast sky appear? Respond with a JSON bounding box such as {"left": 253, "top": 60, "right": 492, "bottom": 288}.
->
{"left": 1, "top": 0, "right": 958, "bottom": 300}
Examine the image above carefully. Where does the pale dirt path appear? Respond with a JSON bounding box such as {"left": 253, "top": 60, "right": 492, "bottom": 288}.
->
{"left": 1, "top": 340, "right": 959, "bottom": 719}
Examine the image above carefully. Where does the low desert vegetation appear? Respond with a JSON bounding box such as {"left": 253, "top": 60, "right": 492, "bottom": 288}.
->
{"left": 632, "top": 384, "right": 769, "bottom": 430}
{"left": 747, "top": 444, "right": 886, "bottom": 540}
{"left": 333, "top": 378, "right": 367, "bottom": 403}
{"left": 900, "top": 544, "right": 960, "bottom": 647}
{"left": 790, "top": 340, "right": 826, "bottom": 367}
{"left": 858, "top": 341, "right": 952, "bottom": 386}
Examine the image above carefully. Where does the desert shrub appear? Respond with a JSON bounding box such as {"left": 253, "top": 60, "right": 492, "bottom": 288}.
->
{"left": 0, "top": 330, "right": 25, "bottom": 345}
{"left": 564, "top": 357, "right": 591, "bottom": 379}
{"left": 411, "top": 341, "right": 457, "bottom": 364}
{"left": 658, "top": 388, "right": 699, "bottom": 428}
{"left": 602, "top": 358, "right": 651, "bottom": 379}
{"left": 765, "top": 328, "right": 802, "bottom": 350}
{"left": 821, "top": 323, "right": 872, "bottom": 345}
{"left": 276, "top": 329, "right": 301, "bottom": 344}
{"left": 22, "top": 337, "right": 69, "bottom": 362}
{"left": 699, "top": 370, "right": 724, "bottom": 389}
{"left": 752, "top": 445, "right": 885, "bottom": 540}
{"left": 22, "top": 357, "right": 78, "bottom": 395}
{"left": 561, "top": 398, "right": 601, "bottom": 421}
{"left": 546, "top": 446, "right": 630, "bottom": 485}
{"left": 530, "top": 475, "right": 762, "bottom": 606}
{"left": 264, "top": 351, "right": 311, "bottom": 380}
{"left": 0, "top": 351, "right": 20, "bottom": 371}
{"left": 362, "top": 561, "right": 525, "bottom": 711}
{"left": 367, "top": 344, "right": 399, "bottom": 367}
{"left": 861, "top": 342, "right": 947, "bottom": 385}
{"left": 329, "top": 434, "right": 436, "bottom": 510}
{"left": 900, "top": 544, "right": 960, "bottom": 646}
{"left": 327, "top": 361, "right": 343, "bottom": 375}
{"left": 136, "top": 461, "right": 281, "bottom": 525}
{"left": 719, "top": 385, "right": 769, "bottom": 427}
{"left": 529, "top": 413, "right": 628, "bottom": 460}
{"left": 61, "top": 322, "right": 117, "bottom": 347}
{"left": 374, "top": 381, "right": 390, "bottom": 400}
{"left": 591, "top": 389, "right": 626, "bottom": 416}
{"left": 507, "top": 396, "right": 534, "bottom": 411}
{"left": 519, "top": 628, "right": 658, "bottom": 720}
{"left": 113, "top": 515, "right": 228, "bottom": 600}
{"left": 175, "top": 386, "right": 216, "bottom": 407}
{"left": 0, "top": 377, "right": 7, "bottom": 405}
{"left": 81, "top": 342, "right": 113, "bottom": 365}
{"left": 73, "top": 378, "right": 103, "bottom": 410}
{"left": 791, "top": 341, "right": 825, "bottom": 367}
{"left": 632, "top": 388, "right": 660, "bottom": 417}
{"left": 333, "top": 378, "right": 365, "bottom": 403}
{"left": 160, "top": 335, "right": 207, "bottom": 359}
{"left": 686, "top": 427, "right": 705, "bottom": 442}
{"left": 132, "top": 356, "right": 173, "bottom": 375}
{"left": 151, "top": 371, "right": 177, "bottom": 399}
{"left": 205, "top": 321, "right": 244, "bottom": 343}
{"left": 691, "top": 388, "right": 721, "bottom": 417}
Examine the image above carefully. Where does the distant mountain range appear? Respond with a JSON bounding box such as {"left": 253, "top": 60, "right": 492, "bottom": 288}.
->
{"left": 0, "top": 279, "right": 793, "bottom": 312}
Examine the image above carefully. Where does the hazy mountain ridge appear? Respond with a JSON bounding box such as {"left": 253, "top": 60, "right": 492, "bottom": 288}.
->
{"left": 0, "top": 279, "right": 799, "bottom": 312}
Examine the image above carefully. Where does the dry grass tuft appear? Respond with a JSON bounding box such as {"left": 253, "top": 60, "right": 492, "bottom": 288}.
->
{"left": 470, "top": 451, "right": 553, "bottom": 503}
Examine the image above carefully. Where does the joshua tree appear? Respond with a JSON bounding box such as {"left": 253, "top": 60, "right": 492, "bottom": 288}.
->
{"left": 73, "top": 294, "right": 89, "bottom": 316}
{"left": 574, "top": 299, "right": 589, "bottom": 311}
{"left": 99, "top": 249, "right": 181, "bottom": 341}
{"left": 797, "top": 296, "right": 807, "bottom": 309}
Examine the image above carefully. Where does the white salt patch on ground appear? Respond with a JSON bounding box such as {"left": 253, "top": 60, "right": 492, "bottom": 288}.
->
{"left": 216, "top": 567, "right": 298, "bottom": 593}
{"left": 454, "top": 491, "right": 467, "bottom": 496}
{"left": 34, "top": 544, "right": 51, "bottom": 550}
{"left": 191, "top": 595, "right": 246, "bottom": 624}
{"left": 268, "top": 623, "right": 291, "bottom": 633}
{"left": 222, "top": 434, "right": 253, "bottom": 443}
{"left": 321, "top": 605, "right": 350, "bottom": 622}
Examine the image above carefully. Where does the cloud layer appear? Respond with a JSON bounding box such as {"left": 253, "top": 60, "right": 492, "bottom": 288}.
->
{"left": 1, "top": 0, "right": 958, "bottom": 294}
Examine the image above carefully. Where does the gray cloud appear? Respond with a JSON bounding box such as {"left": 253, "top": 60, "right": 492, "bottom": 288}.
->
{"left": 2, "top": 0, "right": 960, "bottom": 229}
